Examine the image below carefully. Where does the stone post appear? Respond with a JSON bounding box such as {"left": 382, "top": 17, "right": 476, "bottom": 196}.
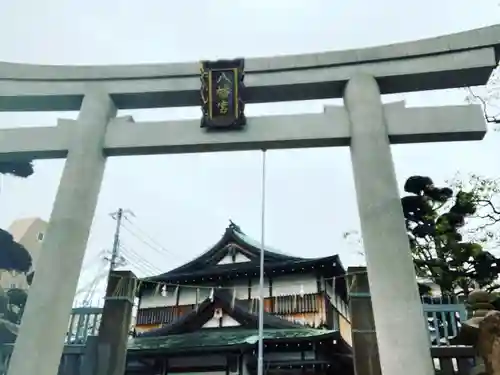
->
{"left": 344, "top": 74, "right": 434, "bottom": 375}
{"left": 478, "top": 311, "right": 500, "bottom": 375}
{"left": 347, "top": 266, "right": 381, "bottom": 375}
{"left": 96, "top": 270, "right": 137, "bottom": 375}
{"left": 459, "top": 290, "right": 500, "bottom": 375}
{"left": 7, "top": 92, "right": 116, "bottom": 375}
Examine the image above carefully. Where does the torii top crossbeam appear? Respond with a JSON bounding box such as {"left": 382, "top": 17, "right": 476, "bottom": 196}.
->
{"left": 0, "top": 24, "right": 498, "bottom": 111}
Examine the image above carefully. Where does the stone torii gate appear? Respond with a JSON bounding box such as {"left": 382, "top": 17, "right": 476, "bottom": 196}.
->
{"left": 2, "top": 25, "right": 499, "bottom": 375}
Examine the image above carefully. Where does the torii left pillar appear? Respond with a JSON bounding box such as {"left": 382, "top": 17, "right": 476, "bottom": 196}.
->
{"left": 7, "top": 92, "right": 116, "bottom": 375}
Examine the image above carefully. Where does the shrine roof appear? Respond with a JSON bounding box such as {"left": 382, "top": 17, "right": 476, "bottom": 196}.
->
{"left": 137, "top": 288, "right": 302, "bottom": 338}
{"left": 142, "top": 221, "right": 345, "bottom": 283}
{"left": 128, "top": 328, "right": 339, "bottom": 354}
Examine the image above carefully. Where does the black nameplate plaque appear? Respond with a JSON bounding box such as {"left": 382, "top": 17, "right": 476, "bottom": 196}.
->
{"left": 200, "top": 59, "right": 246, "bottom": 129}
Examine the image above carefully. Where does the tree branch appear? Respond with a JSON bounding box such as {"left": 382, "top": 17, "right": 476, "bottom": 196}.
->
{"left": 467, "top": 87, "right": 500, "bottom": 124}
{"left": 477, "top": 199, "right": 500, "bottom": 216}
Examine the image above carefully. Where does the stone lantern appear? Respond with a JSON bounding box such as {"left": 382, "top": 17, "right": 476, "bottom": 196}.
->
{"left": 453, "top": 290, "right": 500, "bottom": 375}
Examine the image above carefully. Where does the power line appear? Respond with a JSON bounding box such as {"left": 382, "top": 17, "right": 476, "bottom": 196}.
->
{"left": 120, "top": 224, "right": 180, "bottom": 272}
{"left": 74, "top": 249, "right": 108, "bottom": 300}
{"left": 73, "top": 260, "right": 110, "bottom": 307}
{"left": 82, "top": 265, "right": 109, "bottom": 306}
{"left": 119, "top": 244, "right": 162, "bottom": 276}
{"left": 120, "top": 246, "right": 158, "bottom": 274}
{"left": 104, "top": 209, "right": 175, "bottom": 278}
{"left": 121, "top": 217, "right": 179, "bottom": 258}
{"left": 80, "top": 249, "right": 108, "bottom": 277}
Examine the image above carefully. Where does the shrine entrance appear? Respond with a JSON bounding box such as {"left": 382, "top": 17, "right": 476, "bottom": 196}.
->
{"left": 1, "top": 25, "right": 499, "bottom": 375}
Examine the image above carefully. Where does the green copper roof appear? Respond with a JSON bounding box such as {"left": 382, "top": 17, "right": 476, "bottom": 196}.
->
{"left": 128, "top": 328, "right": 336, "bottom": 353}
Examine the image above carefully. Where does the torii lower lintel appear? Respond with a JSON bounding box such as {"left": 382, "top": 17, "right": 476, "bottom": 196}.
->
{"left": 0, "top": 101, "right": 486, "bottom": 161}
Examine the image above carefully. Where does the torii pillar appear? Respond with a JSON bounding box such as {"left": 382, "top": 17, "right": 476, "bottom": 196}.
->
{"left": 345, "top": 74, "right": 434, "bottom": 375}
{"left": 7, "top": 92, "right": 117, "bottom": 375}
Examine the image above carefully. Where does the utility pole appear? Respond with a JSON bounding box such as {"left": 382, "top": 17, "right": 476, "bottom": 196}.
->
{"left": 107, "top": 208, "right": 134, "bottom": 271}
{"left": 110, "top": 208, "right": 123, "bottom": 271}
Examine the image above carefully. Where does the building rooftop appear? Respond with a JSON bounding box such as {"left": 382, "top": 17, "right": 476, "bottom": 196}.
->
{"left": 142, "top": 221, "right": 346, "bottom": 287}
{"left": 129, "top": 328, "right": 339, "bottom": 354}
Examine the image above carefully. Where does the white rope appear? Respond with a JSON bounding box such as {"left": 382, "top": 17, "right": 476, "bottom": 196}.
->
{"left": 257, "top": 149, "right": 267, "bottom": 375}
{"left": 108, "top": 269, "right": 367, "bottom": 294}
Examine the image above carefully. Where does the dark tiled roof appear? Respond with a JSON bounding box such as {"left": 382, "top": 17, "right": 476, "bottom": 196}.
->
{"left": 143, "top": 222, "right": 344, "bottom": 283}
{"left": 151, "top": 256, "right": 340, "bottom": 281}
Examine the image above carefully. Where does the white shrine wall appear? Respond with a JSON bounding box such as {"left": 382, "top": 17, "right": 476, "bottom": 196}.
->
{"left": 217, "top": 253, "right": 251, "bottom": 265}
{"left": 202, "top": 313, "right": 240, "bottom": 328}
{"left": 268, "top": 274, "right": 317, "bottom": 297}
{"left": 139, "top": 274, "right": 319, "bottom": 309}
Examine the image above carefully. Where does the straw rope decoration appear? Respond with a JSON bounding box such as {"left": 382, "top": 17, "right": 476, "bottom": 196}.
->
{"left": 106, "top": 269, "right": 369, "bottom": 301}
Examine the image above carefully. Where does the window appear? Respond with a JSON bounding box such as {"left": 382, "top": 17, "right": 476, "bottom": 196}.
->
{"left": 37, "top": 232, "right": 44, "bottom": 241}
{"left": 10, "top": 284, "right": 16, "bottom": 289}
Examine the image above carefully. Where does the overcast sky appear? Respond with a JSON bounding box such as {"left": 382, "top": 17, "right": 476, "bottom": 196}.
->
{"left": 0, "top": 0, "right": 499, "bottom": 302}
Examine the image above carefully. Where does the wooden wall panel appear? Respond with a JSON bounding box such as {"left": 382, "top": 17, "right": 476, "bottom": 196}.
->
{"left": 136, "top": 293, "right": 331, "bottom": 328}
{"left": 339, "top": 314, "right": 352, "bottom": 346}
{"left": 135, "top": 324, "right": 162, "bottom": 333}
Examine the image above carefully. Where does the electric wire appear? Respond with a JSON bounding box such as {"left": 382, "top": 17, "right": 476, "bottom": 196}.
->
{"left": 122, "top": 216, "right": 180, "bottom": 258}
{"left": 82, "top": 265, "right": 110, "bottom": 306}
{"left": 120, "top": 243, "right": 163, "bottom": 275}
{"left": 74, "top": 251, "right": 108, "bottom": 298}
{"left": 120, "top": 243, "right": 162, "bottom": 272}
{"left": 120, "top": 223, "right": 175, "bottom": 260}
{"left": 120, "top": 250, "right": 159, "bottom": 275}
{"left": 118, "top": 218, "right": 186, "bottom": 276}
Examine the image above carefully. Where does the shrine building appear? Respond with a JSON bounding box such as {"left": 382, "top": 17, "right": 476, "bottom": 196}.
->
{"left": 126, "top": 222, "right": 354, "bottom": 375}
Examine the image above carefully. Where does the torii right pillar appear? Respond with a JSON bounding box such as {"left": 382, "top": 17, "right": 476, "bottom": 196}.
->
{"left": 344, "top": 74, "right": 435, "bottom": 375}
